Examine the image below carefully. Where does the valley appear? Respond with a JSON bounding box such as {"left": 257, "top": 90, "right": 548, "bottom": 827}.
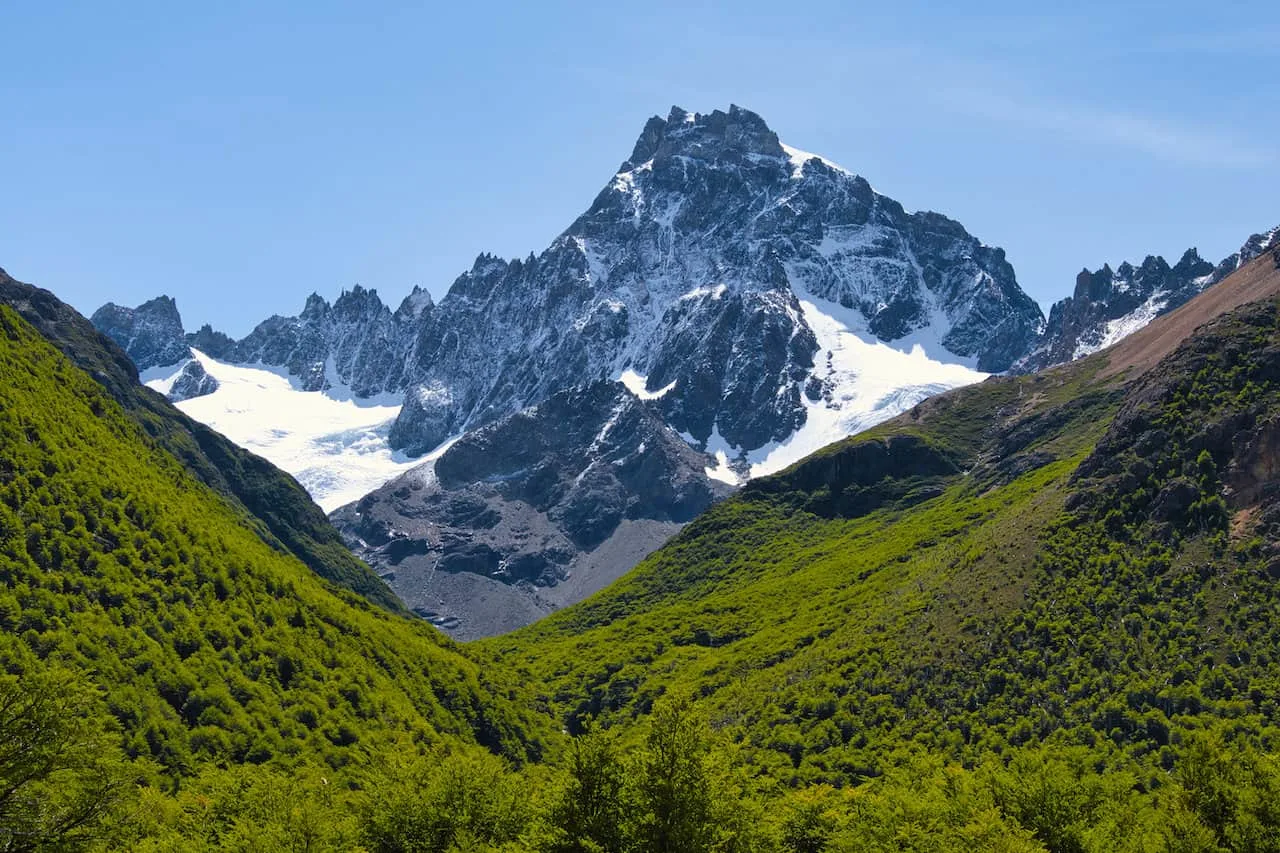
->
{"left": 87, "top": 106, "right": 1277, "bottom": 639}
{"left": 3, "top": 93, "right": 1279, "bottom": 851}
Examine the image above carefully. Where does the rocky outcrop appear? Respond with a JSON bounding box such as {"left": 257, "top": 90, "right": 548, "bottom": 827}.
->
{"left": 1018, "top": 226, "right": 1280, "bottom": 372}
{"left": 186, "top": 323, "right": 237, "bottom": 360}
{"left": 91, "top": 296, "right": 221, "bottom": 401}
{"left": 330, "top": 381, "right": 732, "bottom": 638}
{"left": 1226, "top": 417, "right": 1280, "bottom": 509}
{"left": 167, "top": 358, "right": 218, "bottom": 402}
{"left": 229, "top": 284, "right": 429, "bottom": 395}
{"left": 91, "top": 296, "right": 191, "bottom": 370}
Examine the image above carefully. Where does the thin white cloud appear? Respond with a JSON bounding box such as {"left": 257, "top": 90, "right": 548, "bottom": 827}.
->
{"left": 947, "top": 87, "right": 1275, "bottom": 169}
{"left": 1133, "top": 29, "right": 1280, "bottom": 57}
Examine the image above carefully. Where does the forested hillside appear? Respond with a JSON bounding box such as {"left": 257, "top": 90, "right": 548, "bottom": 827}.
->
{"left": 3, "top": 247, "right": 1280, "bottom": 850}
{"left": 0, "top": 304, "right": 550, "bottom": 848}
{"left": 0, "top": 270, "right": 403, "bottom": 612}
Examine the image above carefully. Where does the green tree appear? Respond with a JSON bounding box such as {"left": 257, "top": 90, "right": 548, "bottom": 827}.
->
{"left": 0, "top": 664, "right": 131, "bottom": 852}
{"left": 1174, "top": 731, "right": 1280, "bottom": 853}
{"left": 359, "top": 746, "right": 533, "bottom": 853}
{"left": 629, "top": 696, "right": 715, "bottom": 853}
{"left": 542, "top": 725, "right": 627, "bottom": 853}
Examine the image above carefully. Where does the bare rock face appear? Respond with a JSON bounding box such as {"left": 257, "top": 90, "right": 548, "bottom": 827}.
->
{"left": 1017, "top": 226, "right": 1280, "bottom": 372}
{"left": 167, "top": 358, "right": 218, "bottom": 402}
{"left": 1226, "top": 417, "right": 1280, "bottom": 509}
{"left": 330, "top": 381, "right": 732, "bottom": 638}
{"left": 229, "top": 284, "right": 431, "bottom": 396}
{"left": 391, "top": 105, "right": 1043, "bottom": 455}
{"left": 91, "top": 296, "right": 190, "bottom": 370}
{"left": 91, "top": 296, "right": 221, "bottom": 401}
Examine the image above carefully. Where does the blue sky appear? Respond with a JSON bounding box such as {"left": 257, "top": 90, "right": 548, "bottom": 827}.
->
{"left": 2, "top": 1, "right": 1277, "bottom": 335}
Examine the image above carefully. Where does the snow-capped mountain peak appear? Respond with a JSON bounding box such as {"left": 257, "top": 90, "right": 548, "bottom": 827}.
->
{"left": 388, "top": 105, "right": 1042, "bottom": 472}
{"left": 99, "top": 105, "right": 1045, "bottom": 497}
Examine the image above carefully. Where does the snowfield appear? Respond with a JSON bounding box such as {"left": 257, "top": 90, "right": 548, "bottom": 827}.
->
{"left": 681, "top": 285, "right": 987, "bottom": 481}
{"left": 748, "top": 288, "right": 985, "bottom": 477}
{"left": 145, "top": 351, "right": 421, "bottom": 512}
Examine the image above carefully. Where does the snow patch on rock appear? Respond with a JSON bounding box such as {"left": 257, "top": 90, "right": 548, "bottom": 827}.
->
{"left": 780, "top": 143, "right": 853, "bottom": 179}
{"left": 150, "top": 350, "right": 422, "bottom": 512}
{"left": 139, "top": 360, "right": 191, "bottom": 397}
{"left": 617, "top": 369, "right": 677, "bottom": 400}
{"left": 746, "top": 287, "right": 986, "bottom": 477}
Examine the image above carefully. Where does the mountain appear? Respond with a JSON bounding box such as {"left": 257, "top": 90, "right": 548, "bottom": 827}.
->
{"left": 331, "top": 381, "right": 732, "bottom": 639}
{"left": 1017, "top": 225, "right": 1279, "bottom": 371}
{"left": 91, "top": 295, "right": 191, "bottom": 371}
{"left": 0, "top": 268, "right": 405, "bottom": 612}
{"left": 389, "top": 105, "right": 1042, "bottom": 465}
{"left": 91, "top": 105, "right": 1052, "bottom": 634}
{"left": 99, "top": 105, "right": 1041, "bottom": 486}
{"left": 91, "top": 107, "right": 1276, "bottom": 648}
{"left": 481, "top": 240, "right": 1280, "bottom": 792}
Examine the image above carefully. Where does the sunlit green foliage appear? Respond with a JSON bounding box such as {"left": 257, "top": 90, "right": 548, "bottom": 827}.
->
{"left": 0, "top": 305, "right": 544, "bottom": 782}
{"left": 6, "top": 287, "right": 1280, "bottom": 852}
{"left": 0, "top": 661, "right": 132, "bottom": 851}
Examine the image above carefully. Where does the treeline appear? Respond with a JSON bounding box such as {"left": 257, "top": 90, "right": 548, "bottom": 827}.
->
{"left": 6, "top": 674, "right": 1280, "bottom": 852}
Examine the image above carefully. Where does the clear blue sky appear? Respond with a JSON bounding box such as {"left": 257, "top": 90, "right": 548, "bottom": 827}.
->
{"left": 3, "top": 1, "right": 1277, "bottom": 336}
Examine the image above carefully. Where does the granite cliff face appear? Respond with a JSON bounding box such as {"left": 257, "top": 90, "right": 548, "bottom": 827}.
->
{"left": 330, "top": 381, "right": 731, "bottom": 638}
{"left": 390, "top": 105, "right": 1044, "bottom": 456}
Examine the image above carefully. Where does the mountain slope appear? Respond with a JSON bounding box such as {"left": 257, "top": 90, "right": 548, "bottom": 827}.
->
{"left": 479, "top": 245, "right": 1280, "bottom": 786}
{"left": 1017, "top": 225, "right": 1279, "bottom": 371}
{"left": 0, "top": 268, "right": 405, "bottom": 611}
{"left": 0, "top": 302, "right": 546, "bottom": 774}
{"left": 332, "top": 381, "right": 732, "bottom": 638}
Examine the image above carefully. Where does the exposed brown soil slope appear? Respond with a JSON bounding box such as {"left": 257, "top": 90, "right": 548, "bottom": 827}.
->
{"left": 1100, "top": 243, "right": 1280, "bottom": 379}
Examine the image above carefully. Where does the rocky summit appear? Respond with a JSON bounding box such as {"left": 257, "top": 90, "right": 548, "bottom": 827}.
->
{"left": 390, "top": 105, "right": 1044, "bottom": 457}
{"left": 91, "top": 296, "right": 191, "bottom": 372}
{"left": 230, "top": 284, "right": 431, "bottom": 396}
{"left": 94, "top": 284, "right": 432, "bottom": 401}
